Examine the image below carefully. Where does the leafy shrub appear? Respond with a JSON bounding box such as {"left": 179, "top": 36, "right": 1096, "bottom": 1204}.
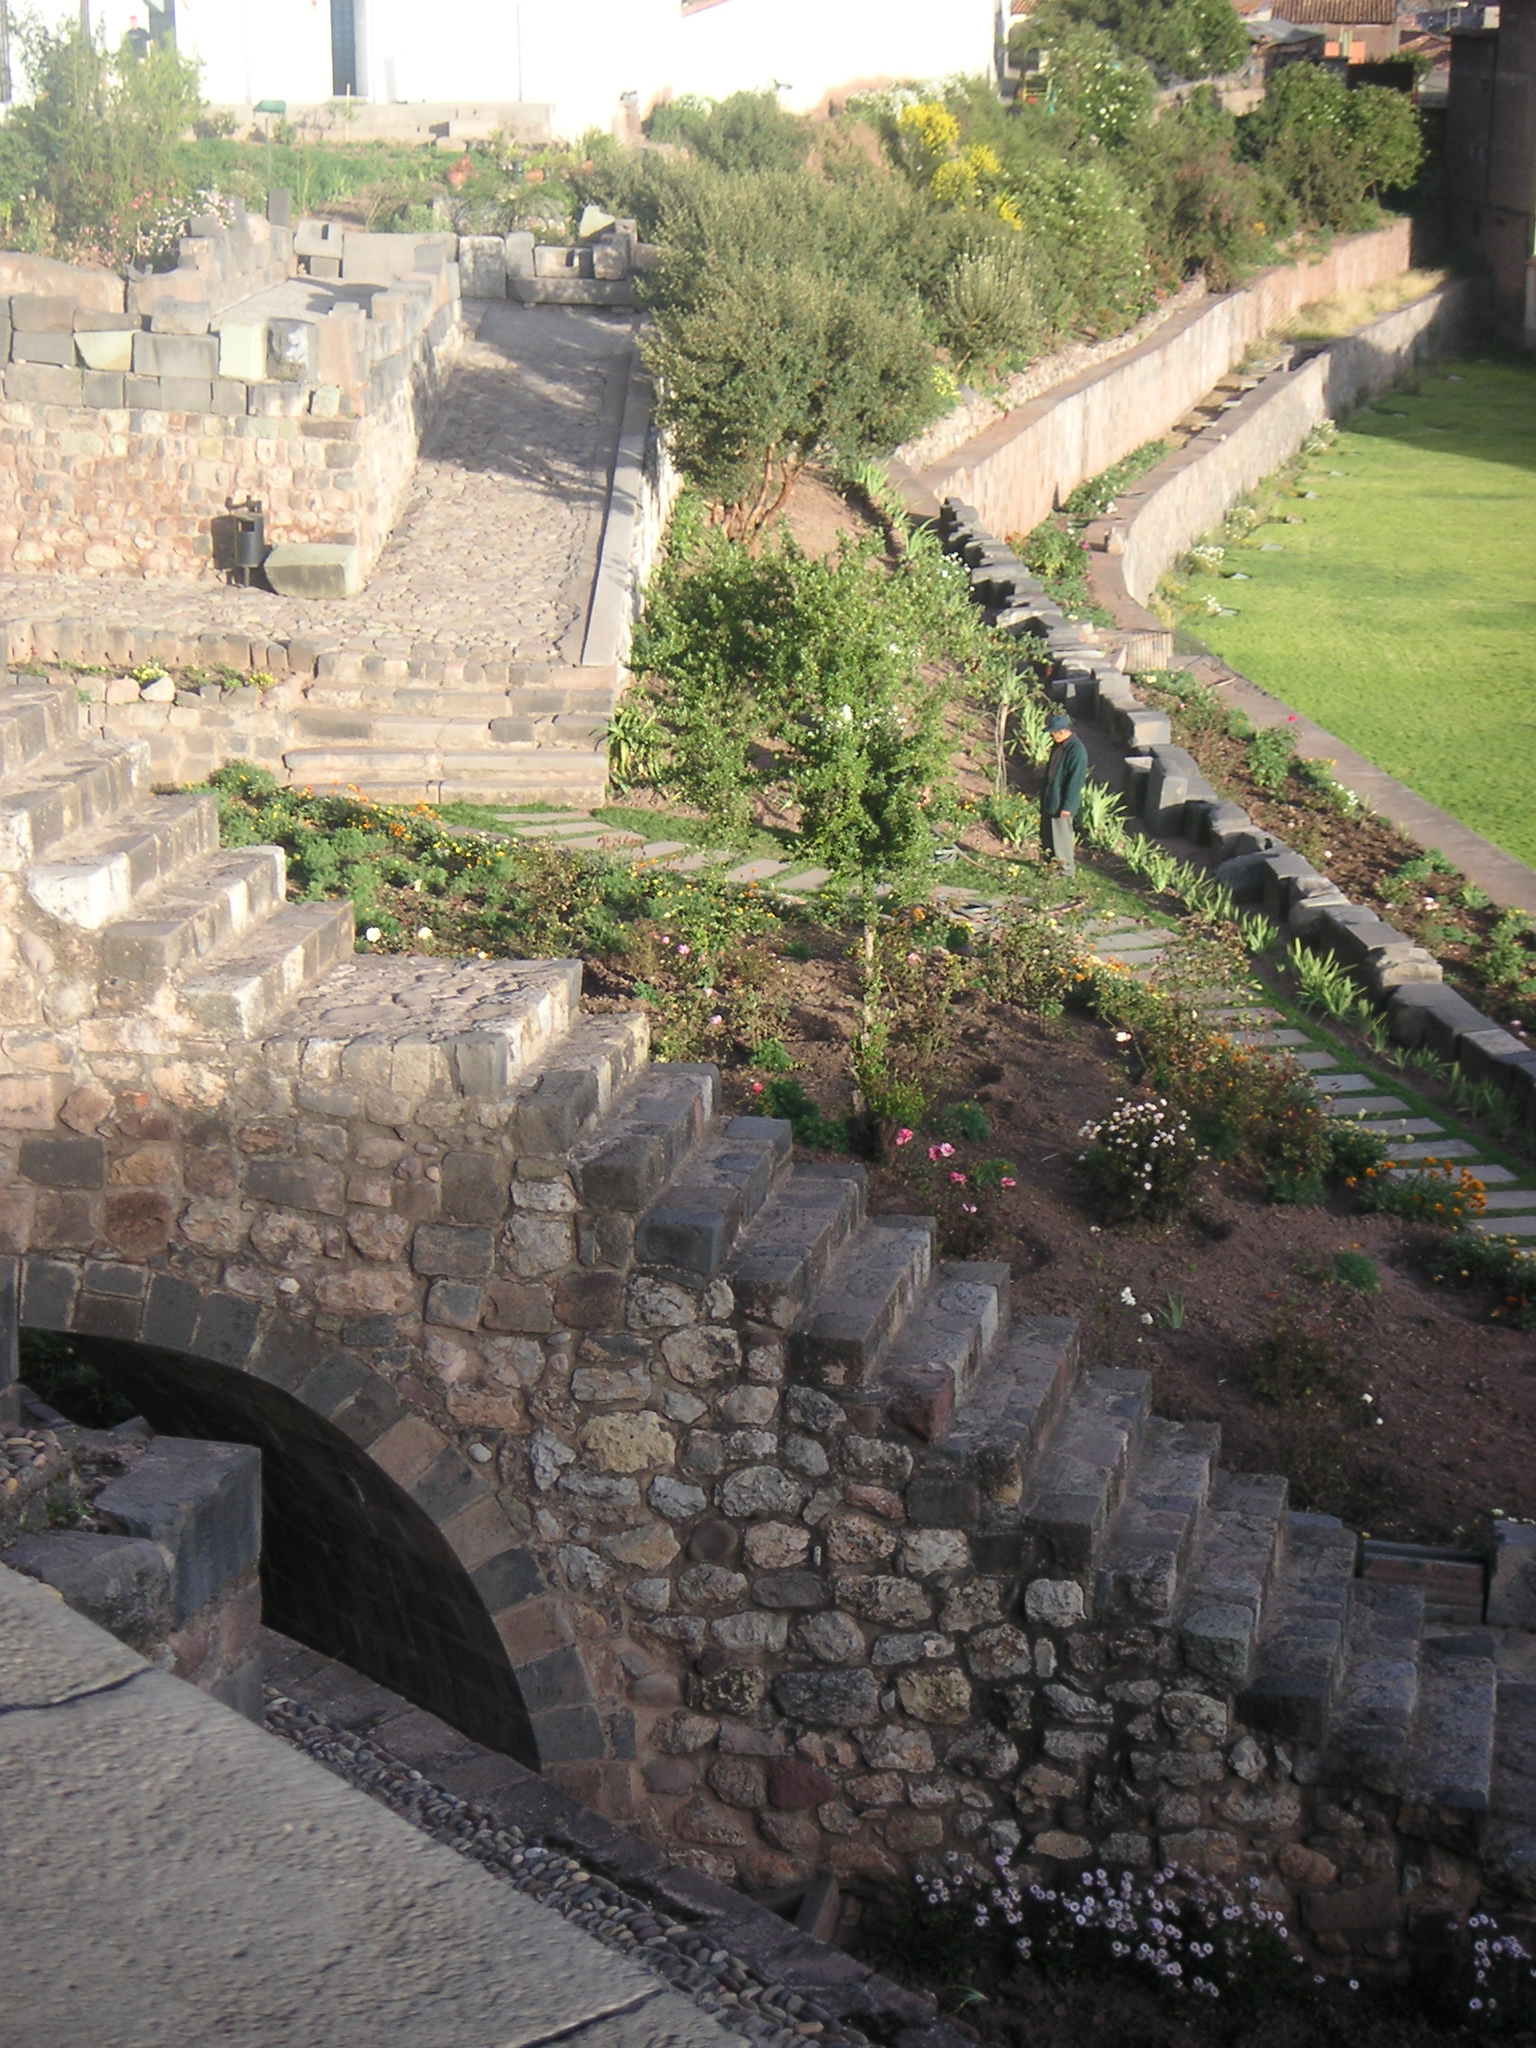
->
{"left": 934, "top": 240, "right": 1041, "bottom": 374}
{"left": 1330, "top": 1249, "right": 1381, "bottom": 1294}
{"left": 7, "top": 19, "right": 203, "bottom": 266}
{"left": 604, "top": 690, "right": 669, "bottom": 792}
{"left": 1326, "top": 1115, "right": 1391, "bottom": 1182}
{"left": 1421, "top": 1231, "right": 1536, "bottom": 1331}
{"left": 754, "top": 1076, "right": 848, "bottom": 1152}
{"left": 1238, "top": 63, "right": 1423, "bottom": 229}
{"left": 644, "top": 91, "right": 810, "bottom": 175}
{"left": 975, "top": 911, "right": 1086, "bottom": 1017}
{"left": 632, "top": 528, "right": 957, "bottom": 878}
{"left": 1080, "top": 1095, "right": 1202, "bottom": 1221}
{"left": 1352, "top": 1159, "right": 1486, "bottom": 1228}
{"left": 1246, "top": 721, "right": 1298, "bottom": 794}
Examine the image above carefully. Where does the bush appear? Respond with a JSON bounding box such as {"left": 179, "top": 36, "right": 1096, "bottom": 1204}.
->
{"left": 1033, "top": 0, "right": 1247, "bottom": 81}
{"left": 644, "top": 91, "right": 810, "bottom": 175}
{"left": 645, "top": 261, "right": 936, "bottom": 536}
{"left": 1246, "top": 721, "right": 1298, "bottom": 794}
{"left": 8, "top": 20, "right": 203, "bottom": 266}
{"left": 1238, "top": 63, "right": 1423, "bottom": 229}
{"left": 934, "top": 239, "right": 1042, "bottom": 374}
{"left": 1330, "top": 1249, "right": 1381, "bottom": 1294}
{"left": 1080, "top": 1094, "right": 1202, "bottom": 1221}
{"left": 1421, "top": 1231, "right": 1536, "bottom": 1331}
{"left": 631, "top": 529, "right": 956, "bottom": 878}
{"left": 1352, "top": 1159, "right": 1486, "bottom": 1228}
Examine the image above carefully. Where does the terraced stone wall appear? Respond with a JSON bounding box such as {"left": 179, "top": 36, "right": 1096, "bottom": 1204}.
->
{"left": 899, "top": 220, "right": 1415, "bottom": 541}
{"left": 0, "top": 222, "right": 462, "bottom": 580}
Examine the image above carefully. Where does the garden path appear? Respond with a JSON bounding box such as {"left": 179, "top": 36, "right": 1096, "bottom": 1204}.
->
{"left": 0, "top": 304, "right": 639, "bottom": 667}
{"left": 481, "top": 800, "right": 1536, "bottom": 1240}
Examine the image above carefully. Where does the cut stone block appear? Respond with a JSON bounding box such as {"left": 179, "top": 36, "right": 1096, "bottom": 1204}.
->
{"left": 267, "top": 318, "right": 318, "bottom": 382}
{"left": 724, "top": 859, "right": 789, "bottom": 883}
{"left": 149, "top": 298, "right": 212, "bottom": 334}
{"left": 459, "top": 236, "right": 508, "bottom": 299}
{"left": 75, "top": 329, "right": 135, "bottom": 374}
{"left": 263, "top": 543, "right": 363, "bottom": 600}
{"left": 11, "top": 330, "right": 77, "bottom": 367}
{"left": 132, "top": 331, "right": 218, "bottom": 379}
{"left": 217, "top": 321, "right": 269, "bottom": 383}
{"left": 505, "top": 231, "right": 537, "bottom": 279}
{"left": 1490, "top": 1521, "right": 1536, "bottom": 1627}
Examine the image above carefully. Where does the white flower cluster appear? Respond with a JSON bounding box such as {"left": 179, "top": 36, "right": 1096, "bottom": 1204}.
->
{"left": 918, "top": 1860, "right": 1299, "bottom": 2003}
{"left": 1466, "top": 1912, "right": 1536, "bottom": 2013}
{"left": 1080, "top": 1097, "right": 1195, "bottom": 1196}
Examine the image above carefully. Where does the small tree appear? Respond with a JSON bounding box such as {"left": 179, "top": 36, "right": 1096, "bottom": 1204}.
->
{"left": 9, "top": 20, "right": 203, "bottom": 267}
{"left": 644, "top": 263, "right": 936, "bottom": 539}
{"left": 1239, "top": 63, "right": 1422, "bottom": 229}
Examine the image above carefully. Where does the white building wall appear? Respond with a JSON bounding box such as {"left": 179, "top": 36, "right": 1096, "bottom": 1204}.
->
{"left": 17, "top": 0, "right": 1001, "bottom": 140}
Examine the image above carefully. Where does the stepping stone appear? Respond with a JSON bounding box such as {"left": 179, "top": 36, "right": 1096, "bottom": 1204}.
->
{"left": 1473, "top": 1215, "right": 1536, "bottom": 1239}
{"left": 632, "top": 841, "right": 690, "bottom": 860}
{"left": 724, "top": 858, "right": 789, "bottom": 883}
{"left": 514, "top": 818, "right": 600, "bottom": 838}
{"left": 1379, "top": 1139, "right": 1481, "bottom": 1162}
{"left": 1206, "top": 1007, "right": 1283, "bottom": 1025}
{"left": 776, "top": 869, "right": 833, "bottom": 894}
{"left": 1383, "top": 1160, "right": 1514, "bottom": 1183}
{"left": 1322, "top": 1095, "right": 1408, "bottom": 1116}
{"left": 1229, "top": 1027, "right": 1309, "bottom": 1047}
{"left": 1334, "top": 1117, "right": 1446, "bottom": 1140}
{"left": 1290, "top": 1050, "right": 1339, "bottom": 1070}
{"left": 669, "top": 850, "right": 725, "bottom": 873}
{"left": 560, "top": 832, "right": 643, "bottom": 850}
{"left": 1312, "top": 1074, "right": 1376, "bottom": 1095}
{"left": 1479, "top": 1189, "right": 1536, "bottom": 1212}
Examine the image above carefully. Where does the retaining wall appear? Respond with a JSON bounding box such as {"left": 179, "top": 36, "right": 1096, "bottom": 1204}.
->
{"left": 898, "top": 221, "right": 1415, "bottom": 541}
{"left": 1106, "top": 281, "right": 1478, "bottom": 609}
{"left": 0, "top": 216, "right": 464, "bottom": 583}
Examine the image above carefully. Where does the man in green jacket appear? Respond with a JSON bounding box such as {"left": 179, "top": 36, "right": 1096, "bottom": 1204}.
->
{"left": 1040, "top": 711, "right": 1089, "bottom": 874}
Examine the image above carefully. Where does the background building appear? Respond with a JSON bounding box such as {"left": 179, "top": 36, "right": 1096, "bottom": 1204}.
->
{"left": 1445, "top": 0, "right": 1536, "bottom": 336}
{"left": 22, "top": 0, "right": 1001, "bottom": 141}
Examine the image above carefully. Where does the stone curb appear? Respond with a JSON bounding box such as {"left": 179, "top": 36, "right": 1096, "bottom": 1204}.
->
{"left": 936, "top": 500, "right": 1536, "bottom": 1151}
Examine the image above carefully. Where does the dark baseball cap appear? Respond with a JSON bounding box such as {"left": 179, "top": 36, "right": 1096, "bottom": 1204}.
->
{"left": 1046, "top": 712, "right": 1074, "bottom": 731}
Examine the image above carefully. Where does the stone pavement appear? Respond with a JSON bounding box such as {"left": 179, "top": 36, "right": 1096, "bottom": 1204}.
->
{"left": 2, "top": 1563, "right": 744, "bottom": 2048}
{"left": 0, "top": 303, "right": 639, "bottom": 669}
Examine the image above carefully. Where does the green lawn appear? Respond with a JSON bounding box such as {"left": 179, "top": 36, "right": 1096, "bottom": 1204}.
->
{"left": 1174, "top": 356, "right": 1536, "bottom": 867}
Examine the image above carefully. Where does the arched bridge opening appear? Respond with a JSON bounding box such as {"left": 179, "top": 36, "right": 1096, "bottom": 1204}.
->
{"left": 25, "top": 1322, "right": 539, "bottom": 1769}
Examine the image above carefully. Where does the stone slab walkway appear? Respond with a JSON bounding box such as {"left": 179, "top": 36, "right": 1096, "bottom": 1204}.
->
{"left": 0, "top": 304, "right": 638, "bottom": 669}
{"left": 2, "top": 1564, "right": 743, "bottom": 2048}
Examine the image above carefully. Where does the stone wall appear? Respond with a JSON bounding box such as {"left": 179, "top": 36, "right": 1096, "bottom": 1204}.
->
{"left": 897, "top": 221, "right": 1415, "bottom": 541}
{"left": 1, "top": 1416, "right": 264, "bottom": 1718}
{"left": 1110, "top": 281, "right": 1477, "bottom": 608}
{"left": 0, "top": 216, "right": 463, "bottom": 583}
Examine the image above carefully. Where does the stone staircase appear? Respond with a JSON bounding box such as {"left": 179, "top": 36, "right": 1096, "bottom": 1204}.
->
{"left": 7, "top": 667, "right": 1536, "bottom": 1943}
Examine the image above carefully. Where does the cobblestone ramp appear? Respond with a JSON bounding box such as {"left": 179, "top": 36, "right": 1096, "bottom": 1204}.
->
{"left": 0, "top": 305, "right": 637, "bottom": 669}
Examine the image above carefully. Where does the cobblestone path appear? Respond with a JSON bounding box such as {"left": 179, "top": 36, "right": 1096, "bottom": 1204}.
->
{"left": 0, "top": 303, "right": 639, "bottom": 666}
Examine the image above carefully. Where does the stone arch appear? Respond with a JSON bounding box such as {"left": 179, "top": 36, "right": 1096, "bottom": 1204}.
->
{"left": 16, "top": 1253, "right": 606, "bottom": 1775}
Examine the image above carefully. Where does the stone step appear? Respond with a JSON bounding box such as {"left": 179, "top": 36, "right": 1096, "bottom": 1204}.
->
{"left": 1304, "top": 1582, "right": 1423, "bottom": 1794}
{"left": 1229, "top": 1027, "right": 1310, "bottom": 1047}
{"left": 1176, "top": 1469, "right": 1290, "bottom": 1688}
{"left": 1482, "top": 1671, "right": 1536, "bottom": 1895}
{"left": 1477, "top": 1188, "right": 1536, "bottom": 1213}
{"left": 1094, "top": 1417, "right": 1222, "bottom": 1623}
{"left": 1474, "top": 1214, "right": 1536, "bottom": 1238}
{"left": 175, "top": 899, "right": 355, "bottom": 1039}
{"left": 99, "top": 845, "right": 286, "bottom": 989}
{"left": 1360, "top": 1540, "right": 1486, "bottom": 1624}
{"left": 724, "top": 859, "right": 790, "bottom": 884}
{"left": 0, "top": 742, "right": 145, "bottom": 871}
{"left": 506, "top": 1010, "right": 652, "bottom": 1155}
{"left": 634, "top": 1114, "right": 795, "bottom": 1277}
{"left": 0, "top": 684, "right": 80, "bottom": 779}
{"left": 1335, "top": 1117, "right": 1446, "bottom": 1141}
{"left": 1382, "top": 1139, "right": 1482, "bottom": 1162}
{"left": 1289, "top": 1050, "right": 1339, "bottom": 1071}
{"left": 1321, "top": 1095, "right": 1408, "bottom": 1117}
{"left": 1021, "top": 1368, "right": 1152, "bottom": 1576}
{"left": 788, "top": 1215, "right": 936, "bottom": 1392}
{"left": 570, "top": 1064, "right": 720, "bottom": 1214}
{"left": 1239, "top": 1512, "right": 1358, "bottom": 1743}
{"left": 725, "top": 1162, "right": 869, "bottom": 1328}
{"left": 1402, "top": 1629, "right": 1499, "bottom": 1814}
{"left": 873, "top": 1259, "right": 1012, "bottom": 1433}
{"left": 23, "top": 793, "right": 219, "bottom": 931}
{"left": 941, "top": 1315, "right": 1081, "bottom": 1475}
{"left": 258, "top": 956, "right": 584, "bottom": 1107}
{"left": 1312, "top": 1074, "right": 1377, "bottom": 1096}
